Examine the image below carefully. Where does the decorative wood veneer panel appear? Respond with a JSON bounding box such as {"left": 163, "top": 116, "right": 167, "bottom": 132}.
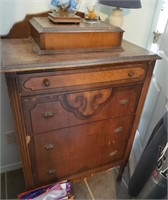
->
{"left": 21, "top": 85, "right": 141, "bottom": 134}
{"left": 24, "top": 67, "right": 145, "bottom": 91}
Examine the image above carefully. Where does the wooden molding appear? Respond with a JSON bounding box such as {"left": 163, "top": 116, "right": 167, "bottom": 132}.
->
{"left": 1, "top": 11, "right": 84, "bottom": 39}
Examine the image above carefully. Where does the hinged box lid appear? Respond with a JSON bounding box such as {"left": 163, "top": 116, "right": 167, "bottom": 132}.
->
{"left": 29, "top": 17, "right": 124, "bottom": 54}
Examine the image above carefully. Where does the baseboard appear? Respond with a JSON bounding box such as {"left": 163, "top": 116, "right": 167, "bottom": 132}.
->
{"left": 0, "top": 162, "right": 22, "bottom": 173}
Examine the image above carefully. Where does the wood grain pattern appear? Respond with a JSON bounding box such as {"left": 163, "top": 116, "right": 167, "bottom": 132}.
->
{"left": 33, "top": 116, "right": 133, "bottom": 185}
{"left": 23, "top": 66, "right": 145, "bottom": 92}
{"left": 60, "top": 88, "right": 112, "bottom": 118}
{"left": 30, "top": 17, "right": 123, "bottom": 54}
{"left": 21, "top": 85, "right": 142, "bottom": 135}
{"left": 5, "top": 75, "right": 35, "bottom": 188}
{"left": 0, "top": 39, "right": 160, "bottom": 73}
{"left": 29, "top": 17, "right": 124, "bottom": 53}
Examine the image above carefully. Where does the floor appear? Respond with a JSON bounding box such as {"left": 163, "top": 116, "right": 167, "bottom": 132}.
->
{"left": 1, "top": 166, "right": 130, "bottom": 199}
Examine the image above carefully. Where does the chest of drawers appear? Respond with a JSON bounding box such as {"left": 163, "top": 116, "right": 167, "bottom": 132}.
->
{"left": 18, "top": 66, "right": 142, "bottom": 186}
{"left": 1, "top": 14, "right": 160, "bottom": 189}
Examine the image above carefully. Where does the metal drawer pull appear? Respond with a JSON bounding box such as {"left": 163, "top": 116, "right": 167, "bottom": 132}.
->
{"left": 119, "top": 99, "right": 128, "bottom": 105}
{"left": 114, "top": 126, "right": 123, "bottom": 134}
{"left": 128, "top": 71, "right": 134, "bottom": 77}
{"left": 42, "top": 111, "right": 54, "bottom": 119}
{"left": 43, "top": 78, "right": 50, "bottom": 87}
{"left": 47, "top": 169, "right": 56, "bottom": 174}
{"left": 109, "top": 150, "right": 117, "bottom": 157}
{"left": 44, "top": 144, "right": 55, "bottom": 150}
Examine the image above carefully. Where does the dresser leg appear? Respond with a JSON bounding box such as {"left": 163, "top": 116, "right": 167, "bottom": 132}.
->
{"left": 116, "top": 164, "right": 126, "bottom": 182}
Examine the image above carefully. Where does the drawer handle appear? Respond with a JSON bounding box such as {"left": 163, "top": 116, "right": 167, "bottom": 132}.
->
{"left": 119, "top": 99, "right": 128, "bottom": 105}
{"left": 128, "top": 71, "right": 134, "bottom": 77}
{"left": 43, "top": 79, "right": 50, "bottom": 87}
{"left": 42, "top": 111, "right": 54, "bottom": 119}
{"left": 44, "top": 144, "right": 55, "bottom": 150}
{"left": 109, "top": 150, "right": 117, "bottom": 157}
{"left": 114, "top": 126, "right": 123, "bottom": 134}
{"left": 47, "top": 169, "right": 56, "bottom": 175}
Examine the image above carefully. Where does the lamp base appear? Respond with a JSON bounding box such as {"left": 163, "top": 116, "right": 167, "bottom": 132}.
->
{"left": 109, "top": 7, "right": 123, "bottom": 28}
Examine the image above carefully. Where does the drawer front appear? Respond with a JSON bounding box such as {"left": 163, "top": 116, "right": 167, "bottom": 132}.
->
{"left": 18, "top": 64, "right": 146, "bottom": 96}
{"left": 33, "top": 116, "right": 133, "bottom": 184}
{"left": 22, "top": 85, "right": 142, "bottom": 134}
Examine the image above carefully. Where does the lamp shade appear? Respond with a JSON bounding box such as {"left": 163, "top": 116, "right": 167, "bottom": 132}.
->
{"left": 99, "top": 0, "right": 142, "bottom": 9}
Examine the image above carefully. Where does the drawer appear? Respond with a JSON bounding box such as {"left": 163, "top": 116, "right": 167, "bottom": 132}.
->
{"left": 17, "top": 64, "right": 146, "bottom": 96}
{"left": 22, "top": 85, "right": 142, "bottom": 134}
{"left": 32, "top": 116, "right": 133, "bottom": 184}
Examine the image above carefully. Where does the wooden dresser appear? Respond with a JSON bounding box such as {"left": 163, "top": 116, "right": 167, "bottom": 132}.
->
{"left": 1, "top": 13, "right": 160, "bottom": 189}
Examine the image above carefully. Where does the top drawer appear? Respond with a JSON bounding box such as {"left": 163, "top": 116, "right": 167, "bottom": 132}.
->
{"left": 17, "top": 64, "right": 146, "bottom": 96}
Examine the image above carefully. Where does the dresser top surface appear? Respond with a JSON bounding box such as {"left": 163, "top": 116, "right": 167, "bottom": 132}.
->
{"left": 1, "top": 38, "right": 160, "bottom": 73}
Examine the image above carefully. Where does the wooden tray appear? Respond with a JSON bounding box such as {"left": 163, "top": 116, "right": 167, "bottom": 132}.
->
{"left": 48, "top": 12, "right": 81, "bottom": 24}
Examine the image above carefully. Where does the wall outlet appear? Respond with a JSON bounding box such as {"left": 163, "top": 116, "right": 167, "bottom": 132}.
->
{"left": 5, "top": 131, "right": 16, "bottom": 144}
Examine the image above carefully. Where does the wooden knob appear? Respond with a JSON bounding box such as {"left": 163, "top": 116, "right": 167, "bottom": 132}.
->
{"left": 43, "top": 78, "right": 50, "bottom": 87}
{"left": 128, "top": 71, "right": 134, "bottom": 77}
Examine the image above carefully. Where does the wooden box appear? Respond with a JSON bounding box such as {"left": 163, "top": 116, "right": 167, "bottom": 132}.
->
{"left": 29, "top": 17, "right": 124, "bottom": 54}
